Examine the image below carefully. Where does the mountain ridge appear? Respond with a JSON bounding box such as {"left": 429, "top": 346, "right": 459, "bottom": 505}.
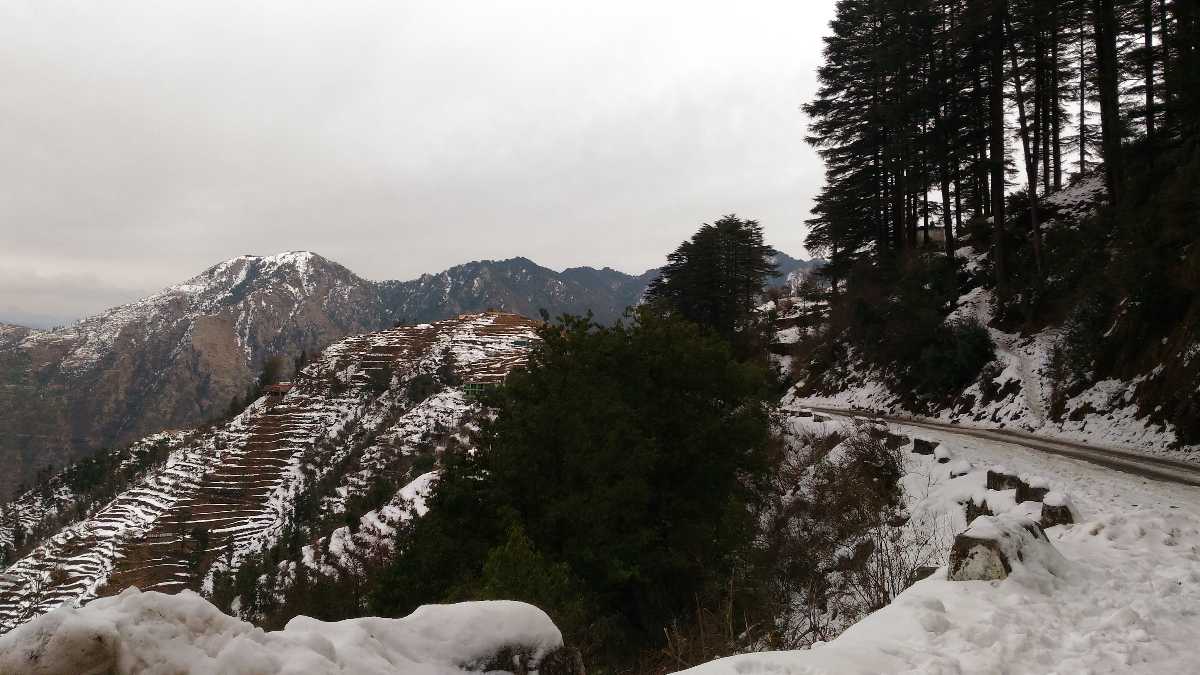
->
{"left": 0, "top": 249, "right": 818, "bottom": 499}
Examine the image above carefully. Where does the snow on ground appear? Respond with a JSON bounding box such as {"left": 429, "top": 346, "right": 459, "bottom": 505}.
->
{"left": 0, "top": 587, "right": 562, "bottom": 675}
{"left": 1043, "top": 174, "right": 1107, "bottom": 224}
{"left": 685, "top": 412, "right": 1200, "bottom": 674}
{"left": 791, "top": 278, "right": 1197, "bottom": 464}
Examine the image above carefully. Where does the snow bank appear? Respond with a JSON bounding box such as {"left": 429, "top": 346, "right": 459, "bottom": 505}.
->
{"left": 0, "top": 588, "right": 562, "bottom": 675}
{"left": 685, "top": 412, "right": 1200, "bottom": 674}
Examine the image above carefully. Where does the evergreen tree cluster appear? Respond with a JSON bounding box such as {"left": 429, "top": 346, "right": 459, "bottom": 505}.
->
{"left": 371, "top": 309, "right": 775, "bottom": 669}
{"left": 646, "top": 215, "right": 779, "bottom": 350}
{"left": 805, "top": 0, "right": 1200, "bottom": 296}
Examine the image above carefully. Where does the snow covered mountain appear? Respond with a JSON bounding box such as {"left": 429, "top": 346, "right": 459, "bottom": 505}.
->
{"left": 0, "top": 311, "right": 541, "bottom": 632}
{"left": 0, "top": 250, "right": 816, "bottom": 501}
{"left": 378, "top": 256, "right": 657, "bottom": 327}
{"left": 0, "top": 252, "right": 387, "bottom": 500}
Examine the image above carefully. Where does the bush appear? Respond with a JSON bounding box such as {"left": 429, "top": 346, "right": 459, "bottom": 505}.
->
{"left": 829, "top": 256, "right": 994, "bottom": 404}
{"left": 910, "top": 319, "right": 996, "bottom": 403}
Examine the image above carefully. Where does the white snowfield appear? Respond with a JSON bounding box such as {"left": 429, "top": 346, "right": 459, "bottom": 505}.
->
{"left": 0, "top": 588, "right": 562, "bottom": 675}
{"left": 684, "top": 413, "right": 1200, "bottom": 674}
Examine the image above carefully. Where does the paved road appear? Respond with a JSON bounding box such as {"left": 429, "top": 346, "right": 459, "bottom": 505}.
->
{"left": 797, "top": 404, "right": 1200, "bottom": 488}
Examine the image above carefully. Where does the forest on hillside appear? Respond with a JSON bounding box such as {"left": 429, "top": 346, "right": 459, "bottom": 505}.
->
{"left": 799, "top": 0, "right": 1200, "bottom": 436}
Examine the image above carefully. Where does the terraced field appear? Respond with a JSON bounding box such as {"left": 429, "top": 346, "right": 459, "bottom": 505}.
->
{"left": 0, "top": 311, "right": 540, "bottom": 632}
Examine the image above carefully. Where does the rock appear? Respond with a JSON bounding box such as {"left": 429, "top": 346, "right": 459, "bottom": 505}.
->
{"left": 962, "top": 498, "right": 993, "bottom": 522}
{"left": 948, "top": 533, "right": 1011, "bottom": 581}
{"left": 1039, "top": 491, "right": 1077, "bottom": 528}
{"left": 912, "top": 438, "right": 937, "bottom": 455}
{"left": 948, "top": 516, "right": 1064, "bottom": 582}
{"left": 885, "top": 433, "right": 911, "bottom": 450}
{"left": 1016, "top": 483, "right": 1050, "bottom": 504}
{"left": 796, "top": 410, "right": 814, "bottom": 418}
{"left": 813, "top": 414, "right": 830, "bottom": 423}
{"left": 934, "top": 445, "right": 952, "bottom": 464}
{"left": 1016, "top": 475, "right": 1051, "bottom": 503}
{"left": 985, "top": 467, "right": 1024, "bottom": 492}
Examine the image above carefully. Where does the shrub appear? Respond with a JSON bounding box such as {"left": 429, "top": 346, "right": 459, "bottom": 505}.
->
{"left": 909, "top": 318, "right": 996, "bottom": 403}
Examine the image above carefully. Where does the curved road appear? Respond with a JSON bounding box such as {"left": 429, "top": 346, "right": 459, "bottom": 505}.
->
{"left": 797, "top": 404, "right": 1200, "bottom": 488}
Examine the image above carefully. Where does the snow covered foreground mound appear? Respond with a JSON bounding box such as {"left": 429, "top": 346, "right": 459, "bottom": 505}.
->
{"left": 0, "top": 588, "right": 562, "bottom": 675}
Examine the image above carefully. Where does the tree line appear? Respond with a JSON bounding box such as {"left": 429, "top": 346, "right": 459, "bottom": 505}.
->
{"left": 805, "top": 0, "right": 1199, "bottom": 296}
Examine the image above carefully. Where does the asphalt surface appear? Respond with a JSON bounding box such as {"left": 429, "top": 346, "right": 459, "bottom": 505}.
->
{"left": 798, "top": 404, "right": 1200, "bottom": 488}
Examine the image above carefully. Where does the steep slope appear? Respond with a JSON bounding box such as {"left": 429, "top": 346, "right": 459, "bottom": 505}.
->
{"left": 0, "top": 252, "right": 386, "bottom": 499}
{"left": 782, "top": 175, "right": 1200, "bottom": 464}
{"left": 0, "top": 311, "right": 540, "bottom": 632}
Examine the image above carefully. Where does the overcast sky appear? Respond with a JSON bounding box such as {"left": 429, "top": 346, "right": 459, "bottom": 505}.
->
{"left": 0, "top": 0, "right": 835, "bottom": 328}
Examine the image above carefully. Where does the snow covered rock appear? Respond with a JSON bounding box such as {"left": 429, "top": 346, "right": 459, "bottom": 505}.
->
{"left": 912, "top": 438, "right": 937, "bottom": 455}
{"left": 0, "top": 588, "right": 563, "bottom": 675}
{"left": 1038, "top": 491, "right": 1078, "bottom": 529}
{"left": 947, "top": 515, "right": 1068, "bottom": 582}
{"left": 1016, "top": 475, "right": 1051, "bottom": 503}
{"left": 984, "top": 466, "right": 1024, "bottom": 492}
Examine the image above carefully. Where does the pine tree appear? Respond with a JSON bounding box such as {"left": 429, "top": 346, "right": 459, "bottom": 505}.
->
{"left": 646, "top": 215, "right": 778, "bottom": 343}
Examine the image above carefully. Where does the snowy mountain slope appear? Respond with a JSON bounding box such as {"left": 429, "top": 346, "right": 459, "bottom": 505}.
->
{"left": 788, "top": 250, "right": 1200, "bottom": 465}
{"left": 0, "top": 252, "right": 387, "bottom": 500}
{"left": 378, "top": 256, "right": 656, "bottom": 327}
{"left": 684, "top": 409, "right": 1200, "bottom": 674}
{"left": 0, "top": 311, "right": 540, "bottom": 633}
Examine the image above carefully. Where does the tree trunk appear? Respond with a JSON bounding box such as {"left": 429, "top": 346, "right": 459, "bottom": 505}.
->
{"left": 1007, "top": 15, "right": 1045, "bottom": 278}
{"left": 1079, "top": 24, "right": 1088, "bottom": 174}
{"left": 1145, "top": 0, "right": 1156, "bottom": 143}
{"left": 1093, "top": 0, "right": 1124, "bottom": 203}
{"left": 1051, "top": 1, "right": 1063, "bottom": 190}
{"left": 1160, "top": 0, "right": 1171, "bottom": 134}
{"left": 991, "top": 0, "right": 1008, "bottom": 292}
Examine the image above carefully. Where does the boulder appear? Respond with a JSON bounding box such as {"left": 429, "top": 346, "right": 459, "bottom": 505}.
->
{"left": 884, "top": 433, "right": 910, "bottom": 450}
{"left": 796, "top": 410, "right": 814, "bottom": 418}
{"left": 985, "top": 467, "right": 1024, "bottom": 492}
{"left": 933, "top": 445, "right": 952, "bottom": 464}
{"left": 912, "top": 438, "right": 937, "bottom": 455}
{"left": 1016, "top": 476, "right": 1051, "bottom": 503}
{"left": 1038, "top": 492, "right": 1077, "bottom": 528}
{"left": 813, "top": 414, "right": 830, "bottom": 423}
{"left": 948, "top": 516, "right": 1065, "bottom": 582}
